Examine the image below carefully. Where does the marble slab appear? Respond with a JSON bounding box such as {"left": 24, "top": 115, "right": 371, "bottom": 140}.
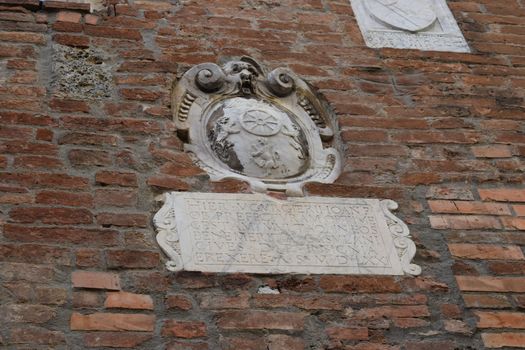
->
{"left": 154, "top": 193, "right": 421, "bottom": 276}
{"left": 350, "top": 0, "right": 470, "bottom": 52}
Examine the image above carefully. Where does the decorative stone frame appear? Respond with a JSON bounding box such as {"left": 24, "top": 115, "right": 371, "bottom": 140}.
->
{"left": 171, "top": 57, "right": 341, "bottom": 196}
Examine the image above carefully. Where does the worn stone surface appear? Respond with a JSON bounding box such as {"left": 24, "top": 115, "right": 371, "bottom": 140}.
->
{"left": 52, "top": 44, "right": 112, "bottom": 99}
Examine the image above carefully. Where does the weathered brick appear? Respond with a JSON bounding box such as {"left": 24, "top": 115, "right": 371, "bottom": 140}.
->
{"left": 4, "top": 224, "right": 118, "bottom": 246}
{"left": 106, "top": 250, "right": 159, "bottom": 269}
{"left": 104, "top": 292, "right": 154, "bottom": 310}
{"left": 200, "top": 292, "right": 249, "bottom": 309}
{"left": 320, "top": 276, "right": 401, "bottom": 293}
{"left": 56, "top": 11, "right": 82, "bottom": 23}
{"left": 96, "top": 213, "right": 148, "bottom": 227}
{"left": 428, "top": 200, "right": 511, "bottom": 215}
{"left": 253, "top": 294, "right": 343, "bottom": 310}
{"left": 95, "top": 171, "right": 137, "bottom": 187}
{"left": 161, "top": 320, "right": 207, "bottom": 338}
{"left": 166, "top": 294, "right": 193, "bottom": 310}
{"left": 70, "top": 312, "right": 155, "bottom": 331}
{"left": 472, "top": 145, "right": 513, "bottom": 158}
{"left": 482, "top": 333, "right": 525, "bottom": 349}
{"left": 83, "top": 332, "right": 152, "bottom": 348}
{"left": 216, "top": 310, "right": 306, "bottom": 330}
{"left": 429, "top": 215, "right": 501, "bottom": 230}
{"left": 449, "top": 244, "right": 524, "bottom": 260}
{"left": 35, "top": 190, "right": 93, "bottom": 207}
{"left": 479, "top": 188, "right": 525, "bottom": 202}
{"left": 476, "top": 311, "right": 525, "bottom": 329}
{"left": 456, "top": 276, "right": 525, "bottom": 292}
{"left": 9, "top": 207, "right": 93, "bottom": 224}
{"left": 326, "top": 327, "right": 368, "bottom": 340}
{"left": 267, "top": 334, "right": 305, "bottom": 350}
{"left": 0, "top": 304, "right": 56, "bottom": 323}
{"left": 9, "top": 326, "right": 65, "bottom": 345}
{"left": 462, "top": 294, "right": 511, "bottom": 309}
{"left": 72, "top": 271, "right": 120, "bottom": 290}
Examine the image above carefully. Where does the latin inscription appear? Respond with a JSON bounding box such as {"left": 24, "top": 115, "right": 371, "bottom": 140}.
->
{"left": 167, "top": 194, "right": 405, "bottom": 275}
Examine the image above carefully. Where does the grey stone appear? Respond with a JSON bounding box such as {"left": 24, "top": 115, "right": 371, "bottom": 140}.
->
{"left": 52, "top": 44, "right": 112, "bottom": 100}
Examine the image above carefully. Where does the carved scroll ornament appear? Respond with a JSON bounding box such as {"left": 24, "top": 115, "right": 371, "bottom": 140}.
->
{"left": 172, "top": 57, "right": 341, "bottom": 196}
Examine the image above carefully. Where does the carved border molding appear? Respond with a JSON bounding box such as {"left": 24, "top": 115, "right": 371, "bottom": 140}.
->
{"left": 171, "top": 57, "right": 341, "bottom": 197}
{"left": 154, "top": 192, "right": 422, "bottom": 276}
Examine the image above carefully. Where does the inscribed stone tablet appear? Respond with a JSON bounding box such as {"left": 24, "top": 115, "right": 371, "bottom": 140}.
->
{"left": 154, "top": 193, "right": 421, "bottom": 276}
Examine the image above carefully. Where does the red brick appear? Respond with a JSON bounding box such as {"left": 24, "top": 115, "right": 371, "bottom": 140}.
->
{"left": 76, "top": 248, "right": 102, "bottom": 268}
{"left": 476, "top": 311, "right": 525, "bottom": 329}
{"left": 95, "top": 171, "right": 137, "bottom": 187}
{"left": 73, "top": 291, "right": 103, "bottom": 308}
{"left": 9, "top": 207, "right": 92, "bottom": 224}
{"left": 13, "top": 155, "right": 62, "bottom": 169}
{"left": 53, "top": 33, "right": 89, "bottom": 48}
{"left": 106, "top": 250, "right": 159, "bottom": 269}
{"left": 56, "top": 11, "right": 81, "bottom": 23}
{"left": 482, "top": 333, "right": 525, "bottom": 348}
{"left": 200, "top": 292, "right": 249, "bottom": 309}
{"left": 355, "top": 305, "right": 430, "bottom": 319}
{"left": 320, "top": 276, "right": 401, "bottom": 293}
{"left": 501, "top": 217, "right": 525, "bottom": 230}
{"left": 0, "top": 31, "right": 45, "bottom": 44}
{"left": 4, "top": 224, "right": 118, "bottom": 246}
{"left": 472, "top": 145, "right": 513, "bottom": 158}
{"left": 161, "top": 320, "right": 207, "bottom": 338}
{"left": 84, "top": 25, "right": 142, "bottom": 40}
{"left": 253, "top": 294, "right": 343, "bottom": 310}
{"left": 217, "top": 310, "right": 306, "bottom": 330}
{"left": 83, "top": 332, "right": 152, "bottom": 348}
{"left": 69, "top": 149, "right": 112, "bottom": 167}
{"left": 147, "top": 175, "right": 190, "bottom": 191}
{"left": 120, "top": 88, "right": 162, "bottom": 101}
{"left": 456, "top": 276, "right": 525, "bottom": 292}
{"left": 393, "top": 318, "right": 430, "bottom": 328}
{"left": 0, "top": 243, "right": 71, "bottom": 265}
{"left": 72, "top": 271, "right": 120, "bottom": 290}
{"left": 429, "top": 215, "right": 501, "bottom": 230}
{"left": 326, "top": 327, "right": 368, "bottom": 340}
{"left": 49, "top": 98, "right": 89, "bottom": 112}
{"left": 428, "top": 200, "right": 511, "bottom": 215}
{"left": 96, "top": 213, "right": 148, "bottom": 227}
{"left": 479, "top": 188, "right": 525, "bottom": 202}
{"left": 166, "top": 294, "right": 193, "bottom": 310}
{"left": 84, "top": 14, "right": 99, "bottom": 25}
{"left": 514, "top": 205, "right": 525, "bottom": 216}
{"left": 70, "top": 312, "right": 155, "bottom": 331}
{"left": 462, "top": 294, "right": 511, "bottom": 309}
{"left": 449, "top": 243, "right": 524, "bottom": 260}
{"left": 105, "top": 292, "right": 154, "bottom": 310}
{"left": 443, "top": 320, "right": 473, "bottom": 335}
{"left": 95, "top": 189, "right": 137, "bottom": 207}
{"left": 35, "top": 190, "right": 93, "bottom": 207}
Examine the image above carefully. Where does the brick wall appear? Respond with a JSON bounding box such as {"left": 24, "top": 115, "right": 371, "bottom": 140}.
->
{"left": 0, "top": 0, "right": 524, "bottom": 349}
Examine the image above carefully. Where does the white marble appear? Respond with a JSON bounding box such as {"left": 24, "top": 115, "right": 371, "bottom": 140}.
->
{"left": 154, "top": 192, "right": 421, "bottom": 276}
{"left": 350, "top": 0, "right": 470, "bottom": 52}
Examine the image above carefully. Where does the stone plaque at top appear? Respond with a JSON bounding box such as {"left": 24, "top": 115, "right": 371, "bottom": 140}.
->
{"left": 350, "top": 0, "right": 470, "bottom": 52}
{"left": 154, "top": 192, "right": 421, "bottom": 276}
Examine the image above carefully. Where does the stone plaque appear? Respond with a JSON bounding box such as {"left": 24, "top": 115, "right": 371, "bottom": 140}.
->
{"left": 154, "top": 193, "right": 421, "bottom": 276}
{"left": 350, "top": 0, "right": 470, "bottom": 52}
